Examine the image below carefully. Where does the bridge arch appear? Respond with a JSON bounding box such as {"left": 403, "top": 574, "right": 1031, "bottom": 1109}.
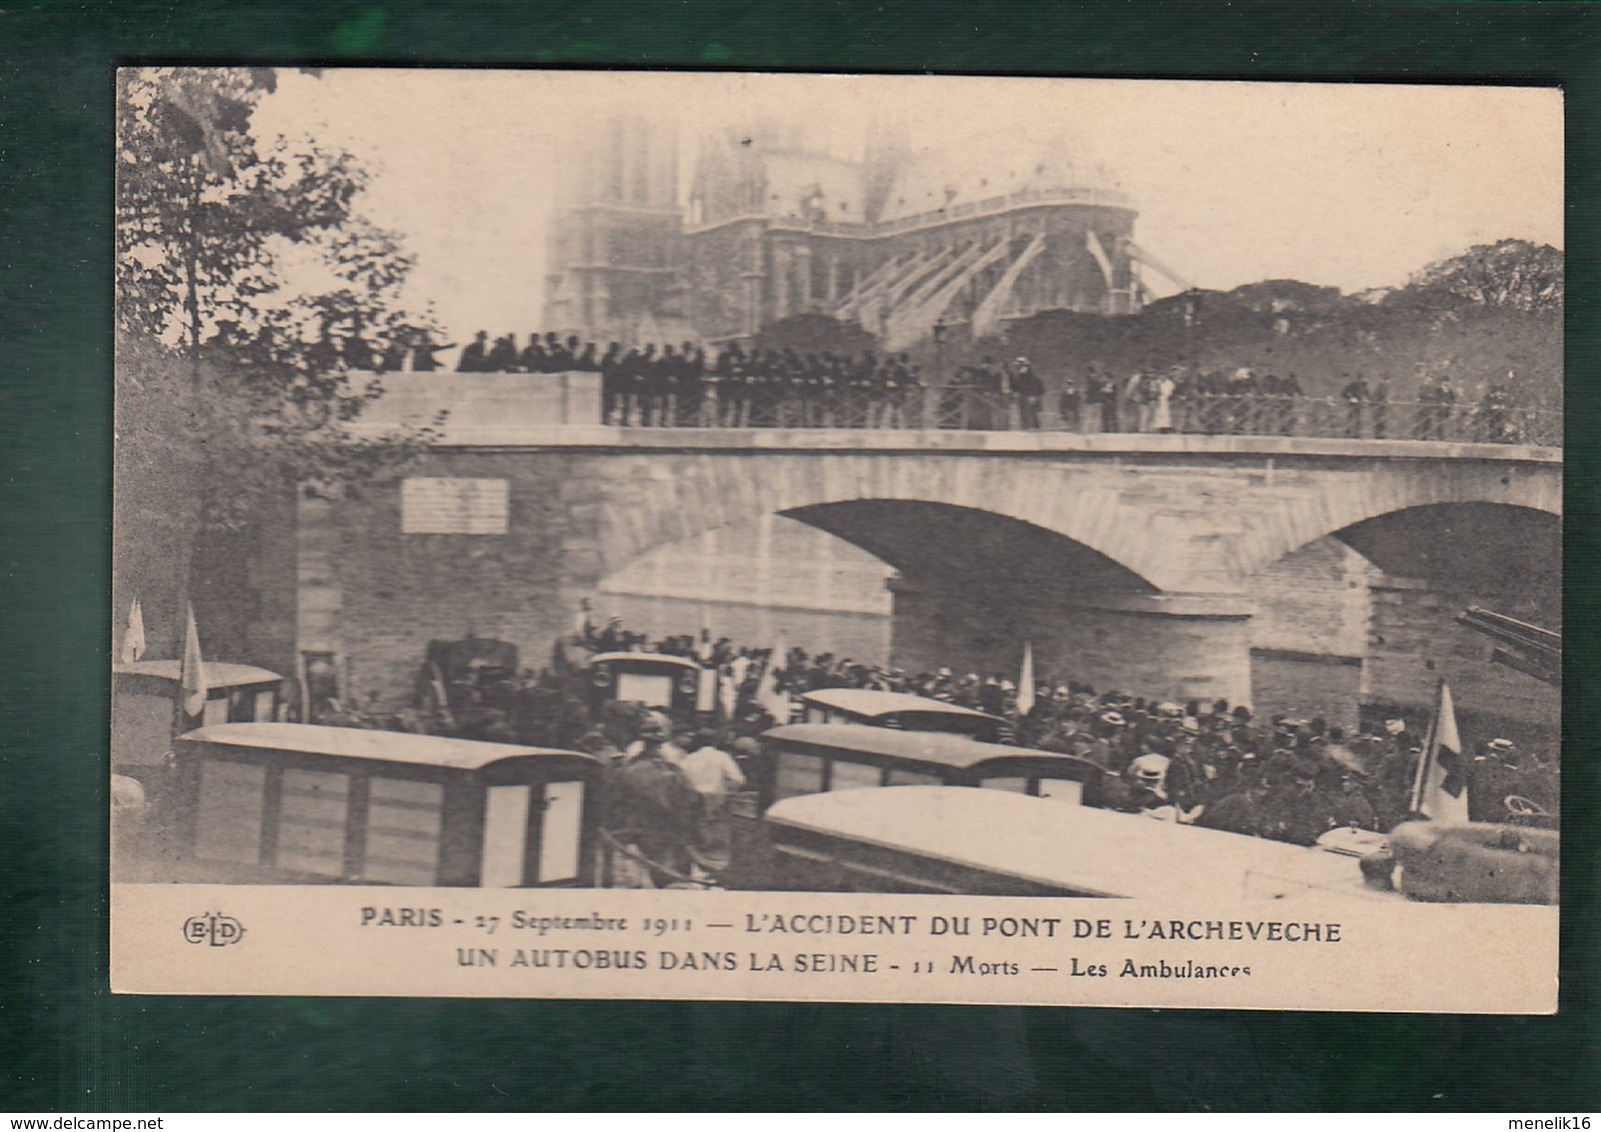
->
{"left": 586, "top": 447, "right": 1560, "bottom": 598}
{"left": 1321, "top": 502, "right": 1560, "bottom": 625}
{"left": 782, "top": 500, "right": 1155, "bottom": 598}
{"left": 595, "top": 453, "right": 1181, "bottom": 591}
{"left": 1224, "top": 459, "right": 1559, "bottom": 584}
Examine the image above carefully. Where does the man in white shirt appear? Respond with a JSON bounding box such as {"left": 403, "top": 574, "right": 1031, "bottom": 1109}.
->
{"left": 679, "top": 728, "right": 748, "bottom": 875}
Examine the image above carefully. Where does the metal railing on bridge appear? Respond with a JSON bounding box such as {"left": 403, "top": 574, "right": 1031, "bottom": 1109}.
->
{"left": 605, "top": 385, "right": 1563, "bottom": 446}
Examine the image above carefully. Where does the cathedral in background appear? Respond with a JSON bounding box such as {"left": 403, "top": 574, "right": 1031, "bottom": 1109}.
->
{"left": 542, "top": 114, "right": 1174, "bottom": 353}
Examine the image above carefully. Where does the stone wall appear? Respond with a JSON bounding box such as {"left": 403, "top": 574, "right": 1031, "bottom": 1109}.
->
{"left": 1243, "top": 535, "right": 1372, "bottom": 728}
{"left": 301, "top": 450, "right": 604, "bottom": 708}
{"left": 1365, "top": 575, "right": 1558, "bottom": 730}
{"left": 1248, "top": 652, "right": 1363, "bottom": 731}
{"left": 1248, "top": 536, "right": 1372, "bottom": 658}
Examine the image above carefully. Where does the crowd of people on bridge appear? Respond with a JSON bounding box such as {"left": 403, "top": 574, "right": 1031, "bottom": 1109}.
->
{"left": 559, "top": 616, "right": 1557, "bottom": 889}
{"left": 373, "top": 325, "right": 1546, "bottom": 444}
{"left": 1059, "top": 361, "right": 1536, "bottom": 443}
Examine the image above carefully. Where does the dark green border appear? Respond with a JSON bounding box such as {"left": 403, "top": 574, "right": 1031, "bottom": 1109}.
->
{"left": 3, "top": 0, "right": 1598, "bottom": 1112}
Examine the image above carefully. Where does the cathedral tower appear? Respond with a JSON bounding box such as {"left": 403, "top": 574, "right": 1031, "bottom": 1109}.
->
{"left": 543, "top": 115, "right": 687, "bottom": 345}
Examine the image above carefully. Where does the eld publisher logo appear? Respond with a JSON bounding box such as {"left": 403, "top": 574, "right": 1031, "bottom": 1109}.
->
{"left": 182, "top": 912, "right": 246, "bottom": 947}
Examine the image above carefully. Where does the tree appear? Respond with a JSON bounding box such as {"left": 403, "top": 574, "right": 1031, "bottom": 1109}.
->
{"left": 754, "top": 313, "right": 880, "bottom": 360}
{"left": 115, "top": 67, "right": 440, "bottom": 662}
{"left": 1402, "top": 239, "right": 1564, "bottom": 313}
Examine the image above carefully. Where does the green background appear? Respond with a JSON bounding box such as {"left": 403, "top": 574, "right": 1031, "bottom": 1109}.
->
{"left": 3, "top": 0, "right": 1598, "bottom": 1111}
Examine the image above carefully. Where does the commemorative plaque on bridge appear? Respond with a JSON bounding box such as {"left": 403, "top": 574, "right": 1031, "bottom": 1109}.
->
{"left": 112, "top": 68, "right": 1563, "bottom": 1013}
{"left": 400, "top": 477, "right": 511, "bottom": 536}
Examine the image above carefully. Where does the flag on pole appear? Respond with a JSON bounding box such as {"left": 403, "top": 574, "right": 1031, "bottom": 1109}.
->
{"left": 1410, "top": 680, "right": 1470, "bottom": 822}
{"left": 180, "top": 604, "right": 208, "bottom": 718}
{"left": 696, "top": 607, "right": 715, "bottom": 663}
{"left": 755, "top": 631, "right": 790, "bottom": 722}
{"left": 428, "top": 661, "right": 451, "bottom": 719}
{"left": 1016, "top": 642, "right": 1036, "bottom": 718}
{"left": 120, "top": 597, "right": 147, "bottom": 664}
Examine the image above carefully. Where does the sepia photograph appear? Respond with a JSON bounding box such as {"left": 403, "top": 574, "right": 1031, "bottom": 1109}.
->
{"left": 110, "top": 69, "right": 1562, "bottom": 1008}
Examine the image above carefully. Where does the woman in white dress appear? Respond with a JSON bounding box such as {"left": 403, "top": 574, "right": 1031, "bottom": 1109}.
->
{"left": 1150, "top": 371, "right": 1177, "bottom": 433}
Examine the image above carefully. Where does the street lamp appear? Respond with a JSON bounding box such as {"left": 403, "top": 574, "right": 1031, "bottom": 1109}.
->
{"left": 1181, "top": 290, "right": 1200, "bottom": 379}
{"left": 932, "top": 315, "right": 947, "bottom": 384}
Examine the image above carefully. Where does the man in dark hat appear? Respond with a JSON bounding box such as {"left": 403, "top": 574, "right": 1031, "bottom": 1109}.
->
{"left": 1058, "top": 374, "right": 1082, "bottom": 432}
{"left": 487, "top": 332, "right": 519, "bottom": 372}
{"left": 1321, "top": 769, "right": 1377, "bottom": 832}
{"left": 409, "top": 329, "right": 453, "bottom": 373}
{"left": 678, "top": 341, "right": 706, "bottom": 426}
{"left": 1371, "top": 375, "right": 1391, "bottom": 439}
{"left": 545, "top": 332, "right": 573, "bottom": 371}
{"left": 1254, "top": 751, "right": 1322, "bottom": 844}
{"left": 598, "top": 342, "right": 624, "bottom": 424}
{"left": 377, "top": 335, "right": 407, "bottom": 373}
{"left": 1011, "top": 356, "right": 1044, "bottom": 430}
{"left": 520, "top": 332, "right": 550, "bottom": 374}
{"left": 608, "top": 717, "right": 697, "bottom": 887}
{"left": 1341, "top": 372, "right": 1370, "bottom": 437}
{"left": 457, "top": 330, "right": 489, "bottom": 373}
{"left": 576, "top": 728, "right": 624, "bottom": 769}
{"left": 1197, "top": 763, "right": 1267, "bottom": 838}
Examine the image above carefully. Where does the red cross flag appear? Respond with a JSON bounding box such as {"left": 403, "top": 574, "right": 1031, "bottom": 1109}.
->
{"left": 1411, "top": 680, "right": 1470, "bottom": 822}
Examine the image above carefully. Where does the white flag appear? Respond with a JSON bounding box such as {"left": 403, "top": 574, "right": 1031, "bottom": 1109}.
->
{"left": 181, "top": 604, "right": 208, "bottom": 718}
{"left": 1411, "top": 681, "right": 1470, "bottom": 822}
{"left": 120, "top": 598, "right": 147, "bottom": 664}
{"left": 756, "top": 632, "right": 791, "bottom": 722}
{"left": 1016, "top": 642, "right": 1036, "bottom": 718}
{"left": 696, "top": 609, "right": 715, "bottom": 662}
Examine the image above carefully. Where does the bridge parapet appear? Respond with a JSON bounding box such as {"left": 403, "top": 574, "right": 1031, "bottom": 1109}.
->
{"left": 346, "top": 372, "right": 1562, "bottom": 458}
{"left": 352, "top": 371, "right": 602, "bottom": 434}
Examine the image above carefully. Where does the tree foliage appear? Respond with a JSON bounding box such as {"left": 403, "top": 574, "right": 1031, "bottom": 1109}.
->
{"left": 754, "top": 313, "right": 881, "bottom": 359}
{"left": 115, "top": 68, "right": 440, "bottom": 658}
{"left": 992, "top": 239, "right": 1562, "bottom": 405}
{"left": 116, "top": 67, "right": 440, "bottom": 526}
{"left": 1403, "top": 238, "right": 1564, "bottom": 313}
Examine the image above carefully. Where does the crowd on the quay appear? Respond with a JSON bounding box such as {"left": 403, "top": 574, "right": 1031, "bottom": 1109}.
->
{"left": 566, "top": 618, "right": 1557, "bottom": 888}
{"left": 366, "top": 325, "right": 1545, "bottom": 443}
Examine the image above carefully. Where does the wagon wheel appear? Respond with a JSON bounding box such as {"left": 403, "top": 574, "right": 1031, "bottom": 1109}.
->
{"left": 1504, "top": 794, "right": 1549, "bottom": 819}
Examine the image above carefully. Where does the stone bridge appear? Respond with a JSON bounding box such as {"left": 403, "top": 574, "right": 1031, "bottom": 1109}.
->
{"left": 573, "top": 431, "right": 1559, "bottom": 597}
{"left": 308, "top": 395, "right": 1561, "bottom": 712}
{"left": 291, "top": 371, "right": 1562, "bottom": 714}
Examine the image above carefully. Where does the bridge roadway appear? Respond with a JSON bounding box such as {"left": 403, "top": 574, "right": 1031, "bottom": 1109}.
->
{"left": 319, "top": 374, "right": 1560, "bottom": 706}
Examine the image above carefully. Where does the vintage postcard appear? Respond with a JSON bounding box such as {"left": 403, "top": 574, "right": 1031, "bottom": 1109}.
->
{"left": 111, "top": 70, "right": 1561, "bottom": 1011}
